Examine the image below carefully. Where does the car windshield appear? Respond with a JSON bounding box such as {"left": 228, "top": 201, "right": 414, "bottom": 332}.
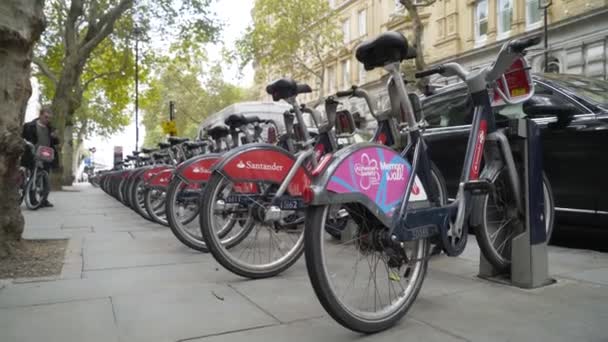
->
{"left": 541, "top": 73, "right": 608, "bottom": 107}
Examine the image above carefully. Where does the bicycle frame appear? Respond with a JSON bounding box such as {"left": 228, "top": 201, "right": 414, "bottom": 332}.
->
{"left": 307, "top": 38, "right": 536, "bottom": 253}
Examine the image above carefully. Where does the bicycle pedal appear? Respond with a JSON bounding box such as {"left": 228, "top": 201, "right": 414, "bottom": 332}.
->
{"left": 463, "top": 179, "right": 494, "bottom": 195}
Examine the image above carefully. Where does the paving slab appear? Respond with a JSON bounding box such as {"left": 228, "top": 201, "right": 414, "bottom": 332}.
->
{"left": 0, "top": 298, "right": 119, "bottom": 342}
{"left": 410, "top": 279, "right": 608, "bottom": 342}
{"left": 228, "top": 276, "right": 325, "bottom": 323}
{"left": 188, "top": 316, "right": 467, "bottom": 342}
{"left": 111, "top": 284, "right": 278, "bottom": 342}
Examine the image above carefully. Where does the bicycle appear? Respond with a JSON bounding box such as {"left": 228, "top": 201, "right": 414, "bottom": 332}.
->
{"left": 166, "top": 116, "right": 278, "bottom": 252}
{"left": 22, "top": 141, "right": 54, "bottom": 210}
{"left": 303, "top": 31, "right": 551, "bottom": 333}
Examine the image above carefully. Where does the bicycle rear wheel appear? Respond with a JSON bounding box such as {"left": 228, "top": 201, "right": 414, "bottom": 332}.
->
{"left": 304, "top": 204, "right": 429, "bottom": 333}
{"left": 167, "top": 178, "right": 210, "bottom": 252}
{"left": 200, "top": 173, "right": 304, "bottom": 279}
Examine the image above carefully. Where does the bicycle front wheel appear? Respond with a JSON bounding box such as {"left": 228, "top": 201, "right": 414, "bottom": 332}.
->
{"left": 25, "top": 169, "right": 47, "bottom": 210}
{"left": 475, "top": 168, "right": 554, "bottom": 272}
{"left": 304, "top": 204, "right": 429, "bottom": 333}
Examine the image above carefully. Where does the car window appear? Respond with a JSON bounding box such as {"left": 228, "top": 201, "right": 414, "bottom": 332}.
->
{"left": 422, "top": 87, "right": 473, "bottom": 128}
{"left": 494, "top": 82, "right": 588, "bottom": 120}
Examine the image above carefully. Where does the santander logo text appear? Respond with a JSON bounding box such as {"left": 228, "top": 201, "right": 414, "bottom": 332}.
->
{"left": 236, "top": 160, "right": 284, "bottom": 172}
{"left": 192, "top": 166, "right": 211, "bottom": 174}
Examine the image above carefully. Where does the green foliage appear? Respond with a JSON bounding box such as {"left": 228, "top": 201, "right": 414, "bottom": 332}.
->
{"left": 236, "top": 0, "right": 341, "bottom": 96}
{"left": 34, "top": 0, "right": 222, "bottom": 140}
{"left": 141, "top": 55, "right": 254, "bottom": 148}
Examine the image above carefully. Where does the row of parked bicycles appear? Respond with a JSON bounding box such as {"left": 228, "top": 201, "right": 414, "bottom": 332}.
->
{"left": 91, "top": 31, "right": 550, "bottom": 333}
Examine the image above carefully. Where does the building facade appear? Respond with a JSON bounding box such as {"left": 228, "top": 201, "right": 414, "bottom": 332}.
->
{"left": 255, "top": 0, "right": 608, "bottom": 105}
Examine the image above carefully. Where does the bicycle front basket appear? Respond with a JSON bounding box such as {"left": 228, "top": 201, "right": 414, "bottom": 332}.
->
{"left": 491, "top": 56, "right": 534, "bottom": 106}
{"left": 36, "top": 146, "right": 55, "bottom": 163}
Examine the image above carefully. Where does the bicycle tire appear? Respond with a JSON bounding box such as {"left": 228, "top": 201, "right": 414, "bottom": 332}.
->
{"left": 474, "top": 167, "right": 554, "bottom": 272}
{"left": 304, "top": 205, "right": 429, "bottom": 333}
{"left": 166, "top": 177, "right": 209, "bottom": 252}
{"left": 200, "top": 173, "right": 301, "bottom": 279}
{"left": 143, "top": 188, "right": 169, "bottom": 226}
{"left": 25, "top": 169, "right": 46, "bottom": 210}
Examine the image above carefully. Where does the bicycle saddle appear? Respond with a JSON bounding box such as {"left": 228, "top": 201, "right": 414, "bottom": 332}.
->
{"left": 224, "top": 114, "right": 262, "bottom": 128}
{"left": 168, "top": 136, "right": 189, "bottom": 145}
{"left": 126, "top": 155, "right": 136, "bottom": 161}
{"left": 158, "top": 142, "right": 171, "bottom": 149}
{"left": 266, "top": 78, "right": 312, "bottom": 101}
{"left": 132, "top": 151, "right": 141, "bottom": 156}
{"left": 356, "top": 31, "right": 415, "bottom": 71}
{"left": 184, "top": 140, "right": 208, "bottom": 149}
{"left": 139, "top": 156, "right": 151, "bottom": 162}
{"left": 141, "top": 148, "right": 157, "bottom": 154}
{"left": 207, "top": 125, "right": 230, "bottom": 140}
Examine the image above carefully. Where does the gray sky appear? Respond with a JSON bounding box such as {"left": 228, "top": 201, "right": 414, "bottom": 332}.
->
{"left": 26, "top": 0, "right": 255, "bottom": 169}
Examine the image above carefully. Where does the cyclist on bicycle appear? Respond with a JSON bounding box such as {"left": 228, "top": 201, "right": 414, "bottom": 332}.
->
{"left": 22, "top": 106, "right": 59, "bottom": 208}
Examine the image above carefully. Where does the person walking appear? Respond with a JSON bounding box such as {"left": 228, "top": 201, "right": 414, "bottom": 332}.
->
{"left": 22, "top": 106, "right": 59, "bottom": 208}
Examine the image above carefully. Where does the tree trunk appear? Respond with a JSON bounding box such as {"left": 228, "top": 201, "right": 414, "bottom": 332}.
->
{"left": 401, "top": 0, "right": 431, "bottom": 90}
{"left": 62, "top": 123, "right": 74, "bottom": 185}
{"left": 0, "top": 0, "right": 45, "bottom": 258}
{"left": 50, "top": 68, "right": 82, "bottom": 188}
{"left": 72, "top": 134, "right": 84, "bottom": 181}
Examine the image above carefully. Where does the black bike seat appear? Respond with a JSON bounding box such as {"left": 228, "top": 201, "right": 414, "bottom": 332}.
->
{"left": 168, "top": 136, "right": 189, "bottom": 145}
{"left": 141, "top": 148, "right": 157, "bottom": 154}
{"left": 207, "top": 125, "right": 230, "bottom": 140}
{"left": 356, "top": 31, "right": 414, "bottom": 71}
{"left": 126, "top": 155, "right": 136, "bottom": 161}
{"left": 132, "top": 151, "right": 141, "bottom": 156}
{"left": 158, "top": 142, "right": 171, "bottom": 149}
{"left": 225, "top": 114, "right": 248, "bottom": 128}
{"left": 139, "top": 156, "right": 151, "bottom": 162}
{"left": 266, "top": 78, "right": 312, "bottom": 101}
{"left": 184, "top": 140, "right": 208, "bottom": 149}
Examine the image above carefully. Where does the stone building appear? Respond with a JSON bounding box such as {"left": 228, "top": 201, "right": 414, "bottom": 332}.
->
{"left": 255, "top": 0, "right": 608, "bottom": 106}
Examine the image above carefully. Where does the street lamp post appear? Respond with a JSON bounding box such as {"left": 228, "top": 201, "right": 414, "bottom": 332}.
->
{"left": 133, "top": 27, "right": 143, "bottom": 151}
{"left": 540, "top": 0, "right": 552, "bottom": 72}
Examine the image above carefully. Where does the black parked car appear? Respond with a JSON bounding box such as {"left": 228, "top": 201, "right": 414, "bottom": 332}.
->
{"left": 422, "top": 73, "right": 608, "bottom": 230}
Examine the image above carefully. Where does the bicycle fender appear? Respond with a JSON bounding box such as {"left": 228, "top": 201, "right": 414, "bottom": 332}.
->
{"left": 175, "top": 153, "right": 221, "bottom": 184}
{"left": 148, "top": 168, "right": 174, "bottom": 189}
{"left": 143, "top": 166, "right": 171, "bottom": 184}
{"left": 308, "top": 143, "right": 428, "bottom": 224}
{"left": 213, "top": 143, "right": 311, "bottom": 196}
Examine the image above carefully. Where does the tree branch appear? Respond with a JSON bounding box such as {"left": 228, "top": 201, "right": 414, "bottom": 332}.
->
{"left": 65, "top": 0, "right": 84, "bottom": 54}
{"left": 33, "top": 57, "right": 58, "bottom": 85}
{"left": 78, "top": 0, "right": 133, "bottom": 59}
{"left": 82, "top": 70, "right": 123, "bottom": 91}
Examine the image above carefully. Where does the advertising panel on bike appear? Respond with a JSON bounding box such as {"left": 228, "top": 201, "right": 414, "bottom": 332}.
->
{"left": 326, "top": 146, "right": 427, "bottom": 218}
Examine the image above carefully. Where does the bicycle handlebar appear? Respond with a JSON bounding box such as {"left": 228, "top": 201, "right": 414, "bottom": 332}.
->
{"left": 509, "top": 36, "right": 542, "bottom": 54}
{"left": 414, "top": 66, "right": 444, "bottom": 79}
{"left": 334, "top": 85, "right": 377, "bottom": 119}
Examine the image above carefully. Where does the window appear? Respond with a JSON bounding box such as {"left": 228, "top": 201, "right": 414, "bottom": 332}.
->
{"left": 341, "top": 59, "right": 350, "bottom": 87}
{"left": 395, "top": 0, "right": 405, "bottom": 12}
{"left": 475, "top": 0, "right": 488, "bottom": 42}
{"left": 359, "top": 63, "right": 366, "bottom": 84}
{"left": 497, "top": 0, "right": 512, "bottom": 37}
{"left": 422, "top": 87, "right": 473, "bottom": 128}
{"left": 526, "top": 0, "right": 542, "bottom": 27}
{"left": 358, "top": 10, "right": 367, "bottom": 37}
{"left": 328, "top": 66, "right": 336, "bottom": 94}
{"left": 342, "top": 19, "right": 350, "bottom": 43}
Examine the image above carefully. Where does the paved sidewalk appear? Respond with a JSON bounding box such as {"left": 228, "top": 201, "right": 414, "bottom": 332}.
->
{"left": 1, "top": 184, "right": 607, "bottom": 342}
